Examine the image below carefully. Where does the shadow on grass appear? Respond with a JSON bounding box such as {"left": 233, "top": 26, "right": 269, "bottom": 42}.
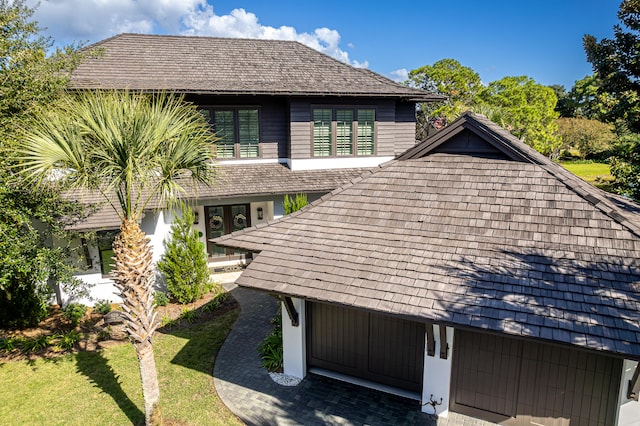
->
{"left": 160, "top": 297, "right": 240, "bottom": 375}
{"left": 75, "top": 350, "right": 144, "bottom": 425}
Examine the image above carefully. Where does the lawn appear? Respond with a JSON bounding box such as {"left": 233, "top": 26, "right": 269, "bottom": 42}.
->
{"left": 559, "top": 161, "right": 612, "bottom": 184}
{"left": 0, "top": 303, "right": 242, "bottom": 426}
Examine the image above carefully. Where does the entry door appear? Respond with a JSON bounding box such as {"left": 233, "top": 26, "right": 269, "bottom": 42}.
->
{"left": 451, "top": 331, "right": 621, "bottom": 426}
{"left": 205, "top": 204, "right": 250, "bottom": 258}
{"left": 307, "top": 302, "right": 425, "bottom": 393}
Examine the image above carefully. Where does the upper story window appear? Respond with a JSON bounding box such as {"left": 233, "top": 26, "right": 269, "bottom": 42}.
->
{"left": 201, "top": 108, "right": 260, "bottom": 159}
{"left": 313, "top": 108, "right": 376, "bottom": 157}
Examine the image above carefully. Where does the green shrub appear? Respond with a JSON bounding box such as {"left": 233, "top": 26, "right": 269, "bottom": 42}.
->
{"left": 62, "top": 303, "right": 87, "bottom": 326}
{"left": 157, "top": 205, "right": 211, "bottom": 304}
{"left": 0, "top": 336, "right": 22, "bottom": 353}
{"left": 93, "top": 299, "right": 112, "bottom": 315}
{"left": 153, "top": 291, "right": 169, "bottom": 307}
{"left": 179, "top": 307, "right": 199, "bottom": 324}
{"left": 202, "top": 290, "right": 229, "bottom": 313}
{"left": 283, "top": 193, "right": 308, "bottom": 215}
{"left": 258, "top": 311, "right": 283, "bottom": 372}
{"left": 21, "top": 334, "right": 54, "bottom": 352}
{"left": 54, "top": 330, "right": 82, "bottom": 352}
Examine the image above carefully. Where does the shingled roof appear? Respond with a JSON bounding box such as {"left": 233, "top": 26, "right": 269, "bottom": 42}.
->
{"left": 215, "top": 112, "right": 640, "bottom": 359}
{"left": 69, "top": 33, "right": 441, "bottom": 101}
{"left": 67, "top": 163, "right": 370, "bottom": 231}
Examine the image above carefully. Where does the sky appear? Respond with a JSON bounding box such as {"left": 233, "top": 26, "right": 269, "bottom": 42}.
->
{"left": 28, "top": 0, "right": 623, "bottom": 89}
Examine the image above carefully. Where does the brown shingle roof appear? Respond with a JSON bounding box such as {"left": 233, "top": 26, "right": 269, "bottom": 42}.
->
{"left": 215, "top": 112, "right": 640, "bottom": 359}
{"left": 70, "top": 33, "right": 442, "bottom": 101}
{"left": 67, "top": 163, "right": 370, "bottom": 230}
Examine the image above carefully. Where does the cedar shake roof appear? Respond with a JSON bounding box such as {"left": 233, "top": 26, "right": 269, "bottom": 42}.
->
{"left": 215, "top": 112, "right": 640, "bottom": 359}
{"left": 67, "top": 163, "right": 370, "bottom": 231}
{"left": 70, "top": 33, "right": 442, "bottom": 101}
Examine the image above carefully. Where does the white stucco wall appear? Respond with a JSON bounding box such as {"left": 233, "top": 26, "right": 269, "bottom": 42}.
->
{"left": 281, "top": 298, "right": 306, "bottom": 379}
{"left": 616, "top": 359, "right": 640, "bottom": 426}
{"left": 421, "top": 325, "right": 455, "bottom": 417}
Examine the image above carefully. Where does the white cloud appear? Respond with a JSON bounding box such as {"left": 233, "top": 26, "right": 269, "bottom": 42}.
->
{"left": 389, "top": 68, "right": 409, "bottom": 83}
{"left": 29, "top": 1, "right": 367, "bottom": 67}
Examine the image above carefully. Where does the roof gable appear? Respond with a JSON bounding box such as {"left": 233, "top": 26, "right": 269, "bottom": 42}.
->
{"left": 70, "top": 33, "right": 442, "bottom": 101}
{"left": 215, "top": 113, "right": 640, "bottom": 359}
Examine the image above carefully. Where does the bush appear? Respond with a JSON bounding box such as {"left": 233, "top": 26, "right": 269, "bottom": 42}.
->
{"left": 283, "top": 193, "right": 308, "bottom": 215}
{"left": 153, "top": 291, "right": 169, "bottom": 307}
{"left": 157, "top": 205, "right": 211, "bottom": 304}
{"left": 93, "top": 299, "right": 112, "bottom": 315}
{"left": 258, "top": 311, "right": 283, "bottom": 372}
{"left": 63, "top": 303, "right": 87, "bottom": 326}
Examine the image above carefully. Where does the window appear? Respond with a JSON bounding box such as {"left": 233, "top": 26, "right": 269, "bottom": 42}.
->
{"left": 201, "top": 108, "right": 260, "bottom": 159}
{"left": 312, "top": 108, "right": 375, "bottom": 157}
{"left": 97, "top": 230, "right": 118, "bottom": 277}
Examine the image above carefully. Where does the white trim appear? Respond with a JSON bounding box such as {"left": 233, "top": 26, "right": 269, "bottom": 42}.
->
{"left": 421, "top": 325, "right": 454, "bottom": 417}
{"left": 287, "top": 156, "right": 393, "bottom": 171}
{"left": 282, "top": 298, "right": 306, "bottom": 379}
{"left": 616, "top": 359, "right": 640, "bottom": 426}
{"left": 217, "top": 158, "right": 280, "bottom": 165}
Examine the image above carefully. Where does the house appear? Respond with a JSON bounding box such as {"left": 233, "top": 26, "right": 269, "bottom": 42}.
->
{"left": 214, "top": 112, "right": 640, "bottom": 426}
{"left": 62, "top": 33, "right": 442, "bottom": 303}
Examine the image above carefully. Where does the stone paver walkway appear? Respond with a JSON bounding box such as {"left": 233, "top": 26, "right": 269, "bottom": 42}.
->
{"left": 213, "top": 282, "right": 494, "bottom": 426}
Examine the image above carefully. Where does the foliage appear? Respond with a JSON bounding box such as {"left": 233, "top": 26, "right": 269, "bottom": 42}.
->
{"left": 202, "top": 291, "right": 229, "bottom": 313}
{"left": 63, "top": 303, "right": 87, "bottom": 326}
{"left": 179, "top": 308, "right": 199, "bottom": 324}
{"left": 555, "top": 75, "right": 609, "bottom": 120}
{"left": 157, "top": 205, "right": 211, "bottom": 304}
{"left": 54, "top": 330, "right": 82, "bottom": 352}
{"left": 477, "top": 76, "right": 561, "bottom": 158}
{"left": 21, "top": 333, "right": 54, "bottom": 352}
{"left": 258, "top": 311, "right": 283, "bottom": 372}
{"left": 0, "top": 0, "right": 88, "bottom": 329}
{"left": 94, "top": 300, "right": 112, "bottom": 315}
{"left": 583, "top": 0, "right": 640, "bottom": 132}
{"left": 16, "top": 88, "right": 217, "bottom": 425}
{"left": 283, "top": 193, "right": 308, "bottom": 215}
{"left": 556, "top": 117, "right": 616, "bottom": 159}
{"left": 0, "top": 307, "right": 242, "bottom": 426}
{"left": 153, "top": 291, "right": 170, "bottom": 307}
{"left": 607, "top": 131, "right": 640, "bottom": 200}
{"left": 408, "top": 59, "right": 482, "bottom": 138}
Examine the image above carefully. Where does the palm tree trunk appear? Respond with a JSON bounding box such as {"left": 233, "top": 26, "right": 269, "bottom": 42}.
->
{"left": 112, "top": 218, "right": 162, "bottom": 426}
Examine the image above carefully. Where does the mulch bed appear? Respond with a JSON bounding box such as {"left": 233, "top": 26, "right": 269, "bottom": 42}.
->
{"left": 0, "top": 292, "right": 239, "bottom": 362}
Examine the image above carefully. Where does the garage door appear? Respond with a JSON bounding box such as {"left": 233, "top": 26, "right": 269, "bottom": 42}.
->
{"left": 451, "top": 330, "right": 621, "bottom": 426}
{"left": 307, "top": 302, "right": 425, "bottom": 393}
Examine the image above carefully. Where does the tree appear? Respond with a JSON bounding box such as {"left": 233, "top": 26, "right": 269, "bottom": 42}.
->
{"left": 407, "top": 59, "right": 482, "bottom": 140}
{"left": 556, "top": 117, "right": 616, "bottom": 159}
{"left": 157, "top": 205, "right": 210, "bottom": 304}
{"left": 17, "top": 90, "right": 216, "bottom": 425}
{"left": 0, "top": 0, "right": 87, "bottom": 326}
{"left": 584, "top": 0, "right": 640, "bottom": 132}
{"left": 283, "top": 193, "right": 308, "bottom": 214}
{"left": 477, "top": 76, "right": 561, "bottom": 158}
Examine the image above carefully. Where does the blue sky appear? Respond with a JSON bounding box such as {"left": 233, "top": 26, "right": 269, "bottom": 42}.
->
{"left": 31, "top": 0, "right": 622, "bottom": 89}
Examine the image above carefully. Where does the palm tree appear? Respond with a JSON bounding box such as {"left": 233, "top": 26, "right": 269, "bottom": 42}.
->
{"left": 17, "top": 90, "right": 216, "bottom": 426}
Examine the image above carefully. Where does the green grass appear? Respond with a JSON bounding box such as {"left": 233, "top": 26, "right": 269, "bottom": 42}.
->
{"left": 0, "top": 308, "right": 241, "bottom": 426}
{"left": 560, "top": 161, "right": 612, "bottom": 184}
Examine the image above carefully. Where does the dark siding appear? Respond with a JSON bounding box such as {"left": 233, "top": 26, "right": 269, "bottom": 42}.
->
{"left": 394, "top": 101, "right": 419, "bottom": 154}
{"left": 289, "top": 98, "right": 410, "bottom": 160}
{"left": 307, "top": 302, "right": 424, "bottom": 393}
{"left": 186, "top": 94, "right": 288, "bottom": 160}
{"left": 451, "top": 330, "right": 621, "bottom": 426}
{"left": 433, "top": 129, "right": 509, "bottom": 158}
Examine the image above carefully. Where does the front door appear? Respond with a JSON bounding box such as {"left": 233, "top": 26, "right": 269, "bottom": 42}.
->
{"left": 205, "top": 204, "right": 250, "bottom": 259}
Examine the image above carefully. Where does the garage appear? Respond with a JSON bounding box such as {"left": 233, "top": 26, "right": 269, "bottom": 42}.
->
{"left": 306, "top": 302, "right": 425, "bottom": 393}
{"left": 451, "top": 330, "right": 622, "bottom": 426}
